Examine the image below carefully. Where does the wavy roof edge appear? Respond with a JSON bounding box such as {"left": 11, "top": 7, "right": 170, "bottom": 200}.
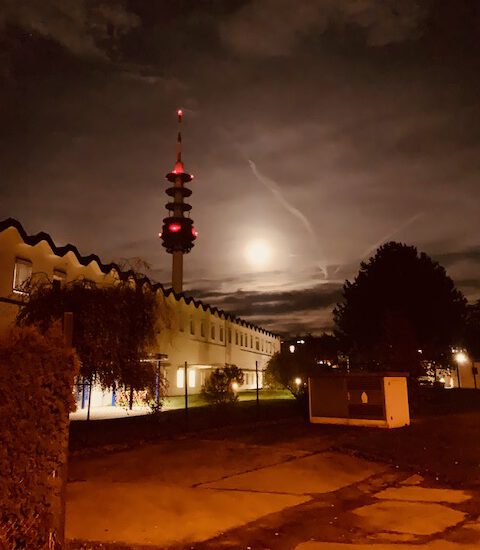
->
{"left": 0, "top": 218, "right": 278, "bottom": 338}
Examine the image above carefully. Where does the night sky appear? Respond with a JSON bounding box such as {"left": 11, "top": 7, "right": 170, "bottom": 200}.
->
{"left": 1, "top": 1, "right": 480, "bottom": 335}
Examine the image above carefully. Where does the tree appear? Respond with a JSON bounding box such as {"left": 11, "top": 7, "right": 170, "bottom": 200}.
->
{"left": 16, "top": 279, "right": 167, "bottom": 410}
{"left": 265, "top": 352, "right": 302, "bottom": 398}
{"left": 202, "top": 365, "right": 244, "bottom": 406}
{"left": 266, "top": 333, "right": 340, "bottom": 398}
{"left": 464, "top": 300, "right": 480, "bottom": 360}
{"left": 334, "top": 242, "right": 466, "bottom": 376}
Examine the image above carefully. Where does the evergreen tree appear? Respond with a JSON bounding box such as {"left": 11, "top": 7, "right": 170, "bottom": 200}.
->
{"left": 334, "top": 242, "right": 466, "bottom": 376}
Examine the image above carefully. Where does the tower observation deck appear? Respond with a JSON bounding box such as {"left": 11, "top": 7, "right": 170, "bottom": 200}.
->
{"left": 160, "top": 110, "right": 197, "bottom": 294}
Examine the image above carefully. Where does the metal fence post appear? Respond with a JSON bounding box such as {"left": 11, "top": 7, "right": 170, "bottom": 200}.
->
{"left": 255, "top": 360, "right": 260, "bottom": 419}
{"left": 184, "top": 361, "right": 189, "bottom": 430}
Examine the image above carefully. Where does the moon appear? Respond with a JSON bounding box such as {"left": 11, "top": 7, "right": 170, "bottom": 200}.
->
{"left": 244, "top": 239, "right": 272, "bottom": 269}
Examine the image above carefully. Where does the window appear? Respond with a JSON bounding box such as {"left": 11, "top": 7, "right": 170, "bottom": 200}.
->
{"left": 240, "top": 333, "right": 243, "bottom": 346}
{"left": 255, "top": 338, "right": 260, "bottom": 351}
{"left": 211, "top": 324, "right": 215, "bottom": 340}
{"left": 251, "top": 335, "right": 253, "bottom": 348}
{"left": 220, "top": 327, "right": 224, "bottom": 342}
{"left": 188, "top": 369, "right": 196, "bottom": 388}
{"left": 177, "top": 368, "right": 185, "bottom": 388}
{"left": 179, "top": 315, "right": 185, "bottom": 332}
{"left": 235, "top": 331, "right": 239, "bottom": 345}
{"left": 13, "top": 259, "right": 32, "bottom": 295}
{"left": 190, "top": 318, "right": 195, "bottom": 335}
{"left": 201, "top": 321, "right": 205, "bottom": 337}
{"left": 228, "top": 328, "right": 232, "bottom": 343}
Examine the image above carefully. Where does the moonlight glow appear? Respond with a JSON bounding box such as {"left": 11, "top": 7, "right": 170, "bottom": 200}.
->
{"left": 244, "top": 239, "right": 272, "bottom": 269}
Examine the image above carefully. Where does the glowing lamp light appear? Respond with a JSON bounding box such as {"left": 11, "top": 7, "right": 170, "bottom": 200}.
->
{"left": 289, "top": 345, "right": 295, "bottom": 354}
{"left": 192, "top": 227, "right": 198, "bottom": 237}
{"left": 231, "top": 382, "right": 239, "bottom": 391}
{"left": 454, "top": 351, "right": 468, "bottom": 365}
{"left": 168, "top": 223, "right": 181, "bottom": 233}
{"left": 177, "top": 109, "right": 183, "bottom": 116}
{"left": 294, "top": 377, "right": 302, "bottom": 386}
{"left": 158, "top": 232, "right": 162, "bottom": 238}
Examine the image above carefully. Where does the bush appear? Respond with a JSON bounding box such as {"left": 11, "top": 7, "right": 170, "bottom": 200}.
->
{"left": 0, "top": 325, "right": 79, "bottom": 549}
{"left": 202, "top": 365, "right": 244, "bottom": 406}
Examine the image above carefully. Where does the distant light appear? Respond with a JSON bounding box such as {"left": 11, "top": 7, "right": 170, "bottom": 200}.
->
{"left": 297, "top": 339, "right": 305, "bottom": 344}
{"left": 231, "top": 382, "right": 239, "bottom": 391}
{"left": 177, "top": 109, "right": 183, "bottom": 116}
{"left": 454, "top": 351, "right": 468, "bottom": 365}
{"left": 169, "top": 223, "right": 181, "bottom": 233}
{"left": 294, "top": 377, "right": 302, "bottom": 386}
{"left": 289, "top": 345, "right": 295, "bottom": 353}
{"left": 417, "top": 349, "right": 423, "bottom": 354}
{"left": 192, "top": 227, "right": 198, "bottom": 237}
{"left": 158, "top": 232, "right": 162, "bottom": 238}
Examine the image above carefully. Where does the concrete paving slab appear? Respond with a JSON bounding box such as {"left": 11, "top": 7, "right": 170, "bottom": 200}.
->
{"left": 69, "top": 438, "right": 307, "bottom": 487}
{"left": 67, "top": 480, "right": 309, "bottom": 547}
{"left": 352, "top": 501, "right": 466, "bottom": 536}
{"left": 401, "top": 474, "right": 424, "bottom": 485}
{"left": 202, "top": 451, "right": 385, "bottom": 495}
{"left": 375, "top": 486, "right": 471, "bottom": 503}
{"left": 295, "top": 542, "right": 480, "bottom": 550}
{"left": 367, "top": 532, "right": 418, "bottom": 542}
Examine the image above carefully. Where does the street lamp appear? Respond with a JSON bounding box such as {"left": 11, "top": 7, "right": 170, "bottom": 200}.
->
{"left": 454, "top": 351, "right": 468, "bottom": 365}
{"left": 453, "top": 350, "right": 469, "bottom": 389}
{"left": 294, "top": 377, "right": 302, "bottom": 386}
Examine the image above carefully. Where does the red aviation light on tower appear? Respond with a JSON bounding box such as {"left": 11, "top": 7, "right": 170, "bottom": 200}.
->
{"left": 192, "top": 227, "right": 198, "bottom": 237}
{"left": 168, "top": 222, "right": 181, "bottom": 233}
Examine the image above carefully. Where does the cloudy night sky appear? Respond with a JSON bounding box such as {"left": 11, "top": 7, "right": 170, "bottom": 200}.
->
{"left": 1, "top": 1, "right": 479, "bottom": 335}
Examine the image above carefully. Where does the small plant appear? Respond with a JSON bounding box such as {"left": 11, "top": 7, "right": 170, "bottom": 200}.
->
{"left": 202, "top": 365, "right": 244, "bottom": 406}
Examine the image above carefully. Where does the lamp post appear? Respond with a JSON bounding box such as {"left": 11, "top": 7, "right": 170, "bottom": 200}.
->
{"left": 184, "top": 361, "right": 188, "bottom": 430}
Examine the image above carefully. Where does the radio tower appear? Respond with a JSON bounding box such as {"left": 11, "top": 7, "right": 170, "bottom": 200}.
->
{"left": 160, "top": 109, "right": 197, "bottom": 294}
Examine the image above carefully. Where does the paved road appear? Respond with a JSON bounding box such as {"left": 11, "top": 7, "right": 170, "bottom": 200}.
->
{"left": 67, "top": 427, "right": 479, "bottom": 549}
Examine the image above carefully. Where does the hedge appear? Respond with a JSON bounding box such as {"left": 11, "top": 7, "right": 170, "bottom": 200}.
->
{"left": 0, "top": 325, "right": 79, "bottom": 549}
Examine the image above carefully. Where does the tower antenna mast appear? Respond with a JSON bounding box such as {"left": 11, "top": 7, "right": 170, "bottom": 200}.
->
{"left": 159, "top": 109, "right": 197, "bottom": 294}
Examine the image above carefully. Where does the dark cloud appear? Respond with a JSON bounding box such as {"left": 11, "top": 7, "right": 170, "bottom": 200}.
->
{"left": 220, "top": 0, "right": 427, "bottom": 56}
{"left": 434, "top": 248, "right": 480, "bottom": 267}
{"left": 0, "top": 0, "right": 139, "bottom": 59}
{"left": 188, "top": 283, "right": 343, "bottom": 335}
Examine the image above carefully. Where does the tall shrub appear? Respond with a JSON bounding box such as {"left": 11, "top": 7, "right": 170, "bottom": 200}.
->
{"left": 0, "top": 325, "right": 79, "bottom": 548}
{"left": 202, "top": 365, "right": 244, "bottom": 406}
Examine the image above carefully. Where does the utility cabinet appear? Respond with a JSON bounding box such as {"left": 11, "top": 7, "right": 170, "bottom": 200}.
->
{"left": 308, "top": 373, "right": 410, "bottom": 428}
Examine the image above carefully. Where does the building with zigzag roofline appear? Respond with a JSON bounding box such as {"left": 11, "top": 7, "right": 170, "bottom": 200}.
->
{"left": 0, "top": 218, "right": 280, "bottom": 411}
